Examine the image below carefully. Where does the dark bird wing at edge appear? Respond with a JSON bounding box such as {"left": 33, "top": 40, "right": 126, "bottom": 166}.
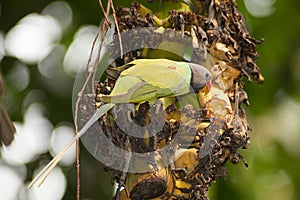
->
{"left": 0, "top": 74, "right": 16, "bottom": 146}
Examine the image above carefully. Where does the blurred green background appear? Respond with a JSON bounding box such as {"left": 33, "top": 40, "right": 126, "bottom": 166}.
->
{"left": 0, "top": 0, "right": 300, "bottom": 199}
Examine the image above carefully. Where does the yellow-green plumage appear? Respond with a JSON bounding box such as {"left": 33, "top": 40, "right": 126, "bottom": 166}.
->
{"left": 102, "top": 59, "right": 192, "bottom": 104}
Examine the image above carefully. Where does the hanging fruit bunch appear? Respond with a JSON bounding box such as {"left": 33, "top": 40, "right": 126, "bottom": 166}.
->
{"left": 94, "top": 0, "right": 264, "bottom": 199}
{"left": 27, "top": 0, "right": 264, "bottom": 199}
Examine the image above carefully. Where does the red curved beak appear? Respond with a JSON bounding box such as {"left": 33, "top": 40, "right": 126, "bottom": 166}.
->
{"left": 206, "top": 80, "right": 212, "bottom": 92}
{"left": 200, "top": 79, "right": 212, "bottom": 94}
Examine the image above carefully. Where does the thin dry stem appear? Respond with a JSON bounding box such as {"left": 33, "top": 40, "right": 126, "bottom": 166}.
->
{"left": 92, "top": 25, "right": 109, "bottom": 95}
{"left": 74, "top": 21, "right": 101, "bottom": 200}
{"left": 76, "top": 141, "right": 80, "bottom": 200}
{"left": 98, "top": 0, "right": 112, "bottom": 27}
{"left": 74, "top": 1, "right": 113, "bottom": 199}
{"left": 110, "top": 0, "right": 123, "bottom": 59}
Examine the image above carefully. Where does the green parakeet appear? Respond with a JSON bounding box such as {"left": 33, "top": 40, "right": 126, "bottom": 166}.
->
{"left": 28, "top": 58, "right": 211, "bottom": 187}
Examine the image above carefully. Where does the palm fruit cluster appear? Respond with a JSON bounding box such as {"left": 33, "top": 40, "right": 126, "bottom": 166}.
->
{"left": 92, "top": 0, "right": 263, "bottom": 199}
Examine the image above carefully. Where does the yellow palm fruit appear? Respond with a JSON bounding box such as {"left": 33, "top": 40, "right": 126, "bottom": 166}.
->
{"left": 174, "top": 148, "right": 199, "bottom": 175}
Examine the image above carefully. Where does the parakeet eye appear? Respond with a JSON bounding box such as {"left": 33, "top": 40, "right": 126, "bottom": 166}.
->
{"left": 206, "top": 72, "right": 211, "bottom": 80}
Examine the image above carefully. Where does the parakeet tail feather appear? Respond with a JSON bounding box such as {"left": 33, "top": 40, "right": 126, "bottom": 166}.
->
{"left": 28, "top": 103, "right": 115, "bottom": 188}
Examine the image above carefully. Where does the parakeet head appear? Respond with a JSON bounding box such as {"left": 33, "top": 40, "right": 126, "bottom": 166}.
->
{"left": 188, "top": 63, "right": 211, "bottom": 92}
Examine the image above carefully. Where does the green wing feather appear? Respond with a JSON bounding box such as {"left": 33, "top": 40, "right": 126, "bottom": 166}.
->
{"left": 123, "top": 59, "right": 191, "bottom": 91}
{"left": 100, "top": 59, "right": 192, "bottom": 104}
{"left": 100, "top": 76, "right": 174, "bottom": 104}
